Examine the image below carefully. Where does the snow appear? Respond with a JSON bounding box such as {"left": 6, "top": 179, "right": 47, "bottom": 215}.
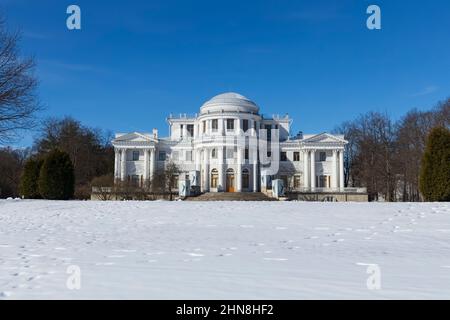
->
{"left": 0, "top": 200, "right": 449, "bottom": 299}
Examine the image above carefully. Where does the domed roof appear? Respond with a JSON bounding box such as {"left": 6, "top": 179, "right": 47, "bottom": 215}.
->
{"left": 200, "top": 92, "right": 259, "bottom": 115}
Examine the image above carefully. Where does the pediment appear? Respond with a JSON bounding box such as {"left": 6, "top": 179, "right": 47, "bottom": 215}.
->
{"left": 302, "top": 133, "right": 347, "bottom": 144}
{"left": 113, "top": 132, "right": 157, "bottom": 143}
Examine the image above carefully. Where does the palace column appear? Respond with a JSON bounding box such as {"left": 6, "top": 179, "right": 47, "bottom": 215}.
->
{"left": 310, "top": 150, "right": 316, "bottom": 190}
{"left": 203, "top": 148, "right": 210, "bottom": 192}
{"left": 193, "top": 122, "right": 198, "bottom": 139}
{"left": 219, "top": 118, "right": 225, "bottom": 136}
{"left": 114, "top": 149, "right": 120, "bottom": 181}
{"left": 182, "top": 124, "right": 188, "bottom": 139}
{"left": 207, "top": 120, "right": 211, "bottom": 136}
{"left": 151, "top": 149, "right": 157, "bottom": 180}
{"left": 253, "top": 159, "right": 258, "bottom": 192}
{"left": 236, "top": 147, "right": 243, "bottom": 192}
{"left": 144, "top": 149, "right": 149, "bottom": 181}
{"left": 339, "top": 150, "right": 344, "bottom": 190}
{"left": 120, "top": 148, "right": 127, "bottom": 181}
{"left": 218, "top": 146, "right": 224, "bottom": 192}
{"left": 332, "top": 150, "right": 338, "bottom": 189}
{"left": 148, "top": 149, "right": 154, "bottom": 181}
{"left": 303, "top": 150, "right": 309, "bottom": 189}
{"left": 195, "top": 148, "right": 201, "bottom": 171}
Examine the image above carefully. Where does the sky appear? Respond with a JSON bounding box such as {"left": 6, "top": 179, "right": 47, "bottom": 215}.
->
{"left": 2, "top": 0, "right": 449, "bottom": 147}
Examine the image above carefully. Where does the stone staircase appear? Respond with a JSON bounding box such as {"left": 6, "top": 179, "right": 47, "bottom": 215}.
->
{"left": 186, "top": 192, "right": 277, "bottom": 201}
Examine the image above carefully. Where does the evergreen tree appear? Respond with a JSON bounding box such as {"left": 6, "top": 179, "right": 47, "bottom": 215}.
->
{"left": 38, "top": 149, "right": 75, "bottom": 200}
{"left": 19, "top": 158, "right": 43, "bottom": 198}
{"left": 419, "top": 127, "right": 450, "bottom": 201}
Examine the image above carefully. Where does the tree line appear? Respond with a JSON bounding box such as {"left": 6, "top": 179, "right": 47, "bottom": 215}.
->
{"left": 0, "top": 117, "right": 114, "bottom": 199}
{"left": 334, "top": 99, "right": 449, "bottom": 201}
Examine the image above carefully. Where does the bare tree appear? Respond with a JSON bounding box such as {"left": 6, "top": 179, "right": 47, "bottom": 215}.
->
{"left": 335, "top": 98, "right": 449, "bottom": 202}
{"left": 165, "top": 162, "right": 180, "bottom": 200}
{"left": 0, "top": 16, "right": 41, "bottom": 144}
{"left": 0, "top": 146, "right": 30, "bottom": 197}
{"left": 91, "top": 174, "right": 114, "bottom": 201}
{"left": 151, "top": 162, "right": 180, "bottom": 200}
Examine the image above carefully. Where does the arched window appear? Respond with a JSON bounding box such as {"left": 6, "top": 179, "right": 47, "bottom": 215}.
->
{"left": 211, "top": 168, "right": 219, "bottom": 188}
{"left": 211, "top": 148, "right": 217, "bottom": 159}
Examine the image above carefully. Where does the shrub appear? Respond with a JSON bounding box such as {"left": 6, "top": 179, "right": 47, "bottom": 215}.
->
{"left": 19, "top": 158, "right": 43, "bottom": 198}
{"left": 38, "top": 149, "right": 75, "bottom": 200}
{"left": 419, "top": 127, "right": 450, "bottom": 201}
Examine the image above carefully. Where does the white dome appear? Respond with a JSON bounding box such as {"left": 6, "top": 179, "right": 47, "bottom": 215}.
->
{"left": 200, "top": 92, "right": 259, "bottom": 115}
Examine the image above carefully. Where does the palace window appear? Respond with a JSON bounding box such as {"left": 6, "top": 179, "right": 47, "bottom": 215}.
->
{"left": 132, "top": 150, "right": 140, "bottom": 161}
{"left": 226, "top": 119, "right": 234, "bottom": 131}
{"left": 131, "top": 175, "right": 140, "bottom": 187}
{"left": 280, "top": 152, "right": 287, "bottom": 161}
{"left": 319, "top": 152, "right": 327, "bottom": 162}
{"left": 265, "top": 124, "right": 272, "bottom": 141}
{"left": 212, "top": 119, "right": 218, "bottom": 132}
{"left": 211, "top": 169, "right": 218, "bottom": 188}
{"left": 226, "top": 147, "right": 234, "bottom": 159}
{"left": 186, "top": 151, "right": 192, "bottom": 161}
{"left": 203, "top": 121, "right": 206, "bottom": 133}
{"left": 187, "top": 124, "right": 194, "bottom": 137}
{"left": 318, "top": 175, "right": 330, "bottom": 188}
{"left": 180, "top": 124, "right": 184, "bottom": 137}
{"left": 211, "top": 148, "right": 217, "bottom": 159}
{"left": 242, "top": 119, "right": 249, "bottom": 132}
{"left": 294, "top": 175, "right": 301, "bottom": 189}
{"left": 173, "top": 175, "right": 179, "bottom": 189}
{"left": 244, "top": 148, "right": 249, "bottom": 160}
{"left": 293, "top": 152, "right": 300, "bottom": 162}
{"left": 159, "top": 151, "right": 166, "bottom": 161}
{"left": 172, "top": 151, "right": 179, "bottom": 161}
{"left": 242, "top": 168, "right": 250, "bottom": 189}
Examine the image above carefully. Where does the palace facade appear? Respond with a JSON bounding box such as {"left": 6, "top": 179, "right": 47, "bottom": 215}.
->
{"left": 111, "top": 92, "right": 367, "bottom": 199}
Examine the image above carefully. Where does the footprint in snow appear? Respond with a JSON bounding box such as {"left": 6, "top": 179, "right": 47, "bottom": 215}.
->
{"left": 95, "top": 262, "right": 115, "bottom": 266}
{"left": 145, "top": 252, "right": 165, "bottom": 256}
{"left": 263, "top": 258, "right": 288, "bottom": 261}
{"left": 107, "top": 255, "right": 125, "bottom": 258}
{"left": 186, "top": 253, "right": 204, "bottom": 257}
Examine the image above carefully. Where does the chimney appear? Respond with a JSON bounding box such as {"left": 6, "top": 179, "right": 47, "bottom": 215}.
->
{"left": 152, "top": 128, "right": 158, "bottom": 139}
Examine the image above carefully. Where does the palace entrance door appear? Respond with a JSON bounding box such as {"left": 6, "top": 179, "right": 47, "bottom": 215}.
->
{"left": 226, "top": 169, "right": 235, "bottom": 192}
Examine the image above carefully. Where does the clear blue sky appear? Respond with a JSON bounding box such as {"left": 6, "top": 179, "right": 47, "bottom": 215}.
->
{"left": 2, "top": 0, "right": 449, "bottom": 146}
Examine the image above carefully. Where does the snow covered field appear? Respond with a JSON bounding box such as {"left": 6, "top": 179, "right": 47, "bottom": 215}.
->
{"left": 0, "top": 199, "right": 449, "bottom": 299}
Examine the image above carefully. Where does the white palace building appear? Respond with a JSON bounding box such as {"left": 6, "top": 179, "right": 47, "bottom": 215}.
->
{"left": 111, "top": 92, "right": 367, "bottom": 201}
